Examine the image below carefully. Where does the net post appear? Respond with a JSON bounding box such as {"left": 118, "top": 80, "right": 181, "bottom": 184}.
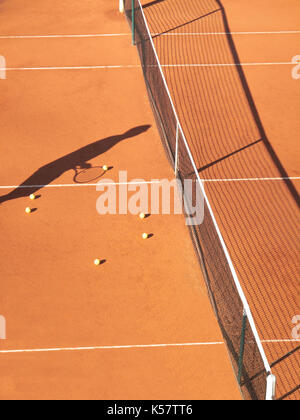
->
{"left": 119, "top": 0, "right": 124, "bottom": 13}
{"left": 266, "top": 374, "right": 276, "bottom": 400}
{"left": 238, "top": 310, "right": 247, "bottom": 385}
{"left": 131, "top": 0, "right": 135, "bottom": 45}
{"left": 174, "top": 122, "right": 179, "bottom": 175}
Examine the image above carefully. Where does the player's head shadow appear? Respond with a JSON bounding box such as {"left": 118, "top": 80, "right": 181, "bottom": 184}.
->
{"left": 0, "top": 125, "right": 151, "bottom": 204}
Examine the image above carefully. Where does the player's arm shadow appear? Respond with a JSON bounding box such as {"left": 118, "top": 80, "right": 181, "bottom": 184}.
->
{"left": 0, "top": 125, "right": 150, "bottom": 204}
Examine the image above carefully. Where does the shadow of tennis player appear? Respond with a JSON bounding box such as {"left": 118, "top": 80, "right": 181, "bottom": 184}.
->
{"left": 0, "top": 125, "right": 150, "bottom": 204}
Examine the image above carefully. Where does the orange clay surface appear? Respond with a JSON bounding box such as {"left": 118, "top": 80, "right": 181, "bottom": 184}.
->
{"left": 0, "top": 1, "right": 241, "bottom": 400}
{"left": 142, "top": 0, "right": 299, "bottom": 400}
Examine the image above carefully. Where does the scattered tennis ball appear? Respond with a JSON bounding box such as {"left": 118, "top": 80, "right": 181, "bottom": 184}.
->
{"left": 142, "top": 233, "right": 148, "bottom": 239}
{"left": 102, "top": 165, "right": 108, "bottom": 171}
{"left": 25, "top": 207, "right": 32, "bottom": 214}
{"left": 139, "top": 212, "right": 146, "bottom": 219}
{"left": 94, "top": 258, "right": 101, "bottom": 266}
{"left": 29, "top": 194, "right": 36, "bottom": 200}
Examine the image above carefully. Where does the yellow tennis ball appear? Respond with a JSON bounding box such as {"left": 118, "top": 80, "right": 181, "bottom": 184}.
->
{"left": 103, "top": 165, "right": 108, "bottom": 171}
{"left": 94, "top": 258, "right": 101, "bottom": 266}
{"left": 25, "top": 207, "right": 31, "bottom": 214}
{"left": 29, "top": 194, "right": 36, "bottom": 200}
{"left": 139, "top": 212, "right": 146, "bottom": 219}
{"left": 142, "top": 233, "right": 148, "bottom": 239}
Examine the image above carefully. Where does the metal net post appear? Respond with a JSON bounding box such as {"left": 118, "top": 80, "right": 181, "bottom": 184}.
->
{"left": 131, "top": 0, "right": 135, "bottom": 45}
{"left": 238, "top": 311, "right": 247, "bottom": 385}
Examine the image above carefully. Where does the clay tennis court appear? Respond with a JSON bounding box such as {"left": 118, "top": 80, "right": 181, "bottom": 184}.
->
{"left": 0, "top": 0, "right": 299, "bottom": 401}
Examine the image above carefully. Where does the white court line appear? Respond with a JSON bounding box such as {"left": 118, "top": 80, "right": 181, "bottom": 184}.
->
{"left": 262, "top": 339, "right": 300, "bottom": 344}
{"left": 0, "top": 339, "right": 298, "bottom": 354}
{"left": 161, "top": 62, "right": 294, "bottom": 68}
{"left": 0, "top": 31, "right": 299, "bottom": 39}
{"left": 4, "top": 62, "right": 295, "bottom": 71}
{"left": 0, "top": 177, "right": 299, "bottom": 190}
{"left": 0, "top": 33, "right": 130, "bottom": 39}
{"left": 202, "top": 176, "right": 300, "bottom": 183}
{"left": 0, "top": 180, "right": 163, "bottom": 190}
{"left": 158, "top": 31, "right": 300, "bottom": 36}
{"left": 0, "top": 342, "right": 224, "bottom": 354}
{"left": 4, "top": 65, "right": 140, "bottom": 71}
{"left": 3, "top": 61, "right": 295, "bottom": 72}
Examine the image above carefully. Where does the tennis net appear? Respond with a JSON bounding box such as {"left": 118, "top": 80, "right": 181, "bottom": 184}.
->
{"left": 121, "top": 0, "right": 276, "bottom": 400}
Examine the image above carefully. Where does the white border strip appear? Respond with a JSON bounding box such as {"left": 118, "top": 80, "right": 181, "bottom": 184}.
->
{"left": 202, "top": 176, "right": 300, "bottom": 183}
{"left": 3, "top": 62, "right": 294, "bottom": 71}
{"left": 0, "top": 339, "right": 298, "bottom": 354}
{"left": 161, "top": 62, "right": 293, "bottom": 67}
{"left": 262, "top": 339, "right": 300, "bottom": 344}
{"left": 0, "top": 342, "right": 224, "bottom": 354}
{"left": 0, "top": 30, "right": 299, "bottom": 39}
{"left": 0, "top": 34, "right": 130, "bottom": 39}
{"left": 158, "top": 30, "right": 300, "bottom": 36}
{"left": 0, "top": 177, "right": 299, "bottom": 190}
{"left": 4, "top": 65, "right": 140, "bottom": 71}
{"left": 0, "top": 181, "right": 163, "bottom": 190}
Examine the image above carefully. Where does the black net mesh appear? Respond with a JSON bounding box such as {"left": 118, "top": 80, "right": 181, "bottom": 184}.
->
{"left": 123, "top": 0, "right": 271, "bottom": 400}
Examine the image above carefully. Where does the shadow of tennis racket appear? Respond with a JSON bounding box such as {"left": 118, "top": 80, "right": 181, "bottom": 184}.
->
{"left": 73, "top": 165, "right": 113, "bottom": 184}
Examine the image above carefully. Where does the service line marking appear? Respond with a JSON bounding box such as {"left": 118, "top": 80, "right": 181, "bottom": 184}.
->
{"left": 0, "top": 177, "right": 299, "bottom": 190}
{"left": 0, "top": 31, "right": 299, "bottom": 39}
{"left": 0, "top": 342, "right": 224, "bottom": 354}
{"left": 161, "top": 62, "right": 294, "bottom": 68}
{"left": 4, "top": 65, "right": 140, "bottom": 71}
{"left": 158, "top": 30, "right": 300, "bottom": 36}
{"left": 0, "top": 33, "right": 130, "bottom": 39}
{"left": 2, "top": 61, "right": 296, "bottom": 72}
{"left": 0, "top": 180, "right": 163, "bottom": 190}
{"left": 202, "top": 176, "right": 300, "bottom": 183}
{"left": 0, "top": 339, "right": 298, "bottom": 354}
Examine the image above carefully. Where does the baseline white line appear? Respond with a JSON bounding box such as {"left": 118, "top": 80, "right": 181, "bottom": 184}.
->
{"left": 158, "top": 30, "right": 300, "bottom": 36}
{"left": 0, "top": 181, "right": 163, "bottom": 190}
{"left": 4, "top": 65, "right": 140, "bottom": 71}
{"left": 1, "top": 30, "right": 299, "bottom": 39}
{"left": 0, "top": 177, "right": 298, "bottom": 190}
{"left": 0, "top": 339, "right": 297, "bottom": 354}
{"left": 262, "top": 339, "right": 300, "bottom": 344}
{"left": 0, "top": 34, "right": 130, "bottom": 39}
{"left": 202, "top": 176, "right": 300, "bottom": 183}
{"left": 161, "top": 62, "right": 293, "bottom": 68}
{"left": 0, "top": 342, "right": 224, "bottom": 354}
{"left": 3, "top": 62, "right": 295, "bottom": 72}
